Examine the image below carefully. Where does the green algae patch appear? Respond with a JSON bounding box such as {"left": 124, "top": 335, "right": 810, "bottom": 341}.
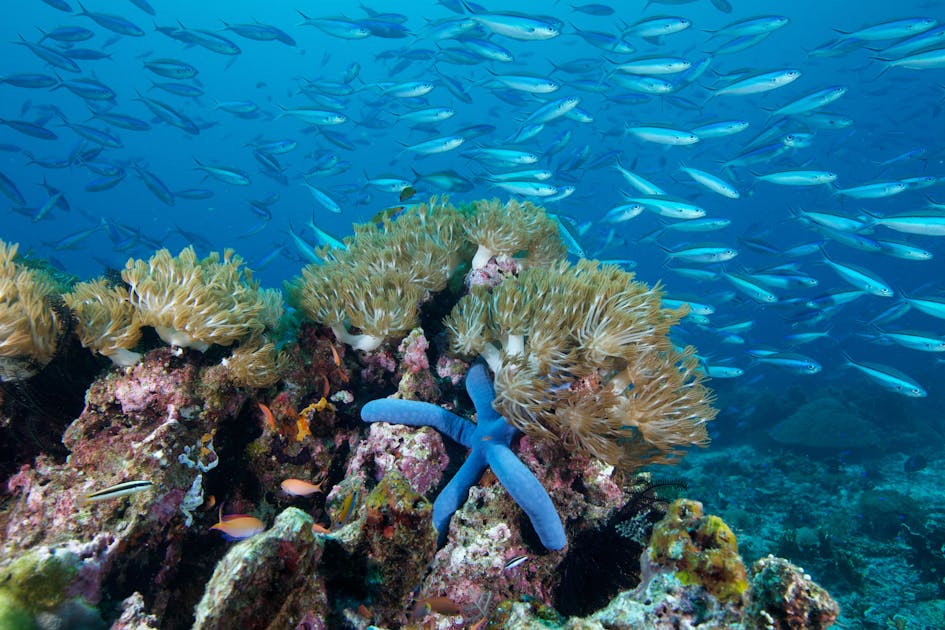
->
{"left": 0, "top": 590, "right": 36, "bottom": 630}
{"left": 0, "top": 547, "right": 78, "bottom": 613}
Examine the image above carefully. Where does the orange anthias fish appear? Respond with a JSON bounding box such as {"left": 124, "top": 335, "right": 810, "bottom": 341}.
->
{"left": 281, "top": 476, "right": 326, "bottom": 497}
{"left": 209, "top": 505, "right": 265, "bottom": 541}
{"left": 257, "top": 402, "right": 277, "bottom": 430}
{"left": 409, "top": 596, "right": 463, "bottom": 620}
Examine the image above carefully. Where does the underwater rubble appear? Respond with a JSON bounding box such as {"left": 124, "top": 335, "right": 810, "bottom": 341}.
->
{"left": 0, "top": 200, "right": 838, "bottom": 629}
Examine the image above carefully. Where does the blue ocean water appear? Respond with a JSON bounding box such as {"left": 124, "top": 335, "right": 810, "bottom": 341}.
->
{"left": 2, "top": 0, "right": 945, "bottom": 626}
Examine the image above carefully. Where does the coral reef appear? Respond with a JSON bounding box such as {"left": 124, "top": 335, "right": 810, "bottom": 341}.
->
{"left": 0, "top": 346, "right": 250, "bottom": 626}
{"left": 747, "top": 555, "right": 840, "bottom": 629}
{"left": 0, "top": 199, "right": 844, "bottom": 629}
{"left": 413, "top": 434, "right": 631, "bottom": 627}
{"left": 361, "top": 471, "right": 437, "bottom": 618}
{"left": 0, "top": 239, "right": 65, "bottom": 382}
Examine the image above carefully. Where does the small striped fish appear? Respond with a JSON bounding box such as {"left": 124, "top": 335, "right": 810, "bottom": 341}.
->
{"left": 77, "top": 480, "right": 153, "bottom": 506}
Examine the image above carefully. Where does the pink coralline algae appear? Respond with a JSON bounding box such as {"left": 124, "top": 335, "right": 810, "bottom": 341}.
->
{"left": 109, "top": 354, "right": 197, "bottom": 416}
{"left": 435, "top": 355, "right": 468, "bottom": 386}
{"left": 396, "top": 328, "right": 441, "bottom": 401}
{"left": 466, "top": 255, "right": 523, "bottom": 288}
{"left": 398, "top": 328, "right": 430, "bottom": 373}
{"left": 358, "top": 347, "right": 397, "bottom": 386}
{"left": 345, "top": 421, "right": 449, "bottom": 496}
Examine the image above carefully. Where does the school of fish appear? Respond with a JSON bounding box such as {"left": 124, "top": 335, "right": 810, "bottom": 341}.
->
{"left": 1, "top": 0, "right": 944, "bottom": 398}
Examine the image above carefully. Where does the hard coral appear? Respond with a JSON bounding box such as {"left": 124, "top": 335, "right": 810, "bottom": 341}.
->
{"left": 647, "top": 498, "right": 748, "bottom": 605}
{"left": 747, "top": 555, "right": 839, "bottom": 629}
{"left": 64, "top": 278, "right": 142, "bottom": 367}
{"left": 288, "top": 200, "right": 469, "bottom": 352}
{"left": 446, "top": 258, "right": 714, "bottom": 470}
{"left": 770, "top": 396, "right": 883, "bottom": 450}
{"left": 123, "top": 246, "right": 283, "bottom": 351}
{"left": 0, "top": 239, "right": 63, "bottom": 382}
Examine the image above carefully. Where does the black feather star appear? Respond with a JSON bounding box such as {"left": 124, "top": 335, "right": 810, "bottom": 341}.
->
{"left": 553, "top": 478, "right": 687, "bottom": 617}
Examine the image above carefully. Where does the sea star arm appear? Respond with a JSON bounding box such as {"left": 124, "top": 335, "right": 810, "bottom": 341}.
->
{"left": 485, "top": 444, "right": 567, "bottom": 550}
{"left": 465, "top": 362, "right": 502, "bottom": 424}
{"left": 361, "top": 398, "right": 475, "bottom": 447}
{"left": 431, "top": 449, "right": 487, "bottom": 544}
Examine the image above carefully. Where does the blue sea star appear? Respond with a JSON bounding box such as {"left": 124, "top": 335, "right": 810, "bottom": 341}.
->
{"left": 360, "top": 362, "right": 567, "bottom": 550}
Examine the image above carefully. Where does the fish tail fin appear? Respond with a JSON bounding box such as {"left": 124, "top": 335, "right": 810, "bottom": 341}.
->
{"left": 858, "top": 207, "right": 880, "bottom": 223}
{"left": 636, "top": 226, "right": 665, "bottom": 245}
{"left": 869, "top": 59, "right": 893, "bottom": 79}
{"left": 838, "top": 349, "right": 855, "bottom": 367}
{"left": 830, "top": 182, "right": 844, "bottom": 205}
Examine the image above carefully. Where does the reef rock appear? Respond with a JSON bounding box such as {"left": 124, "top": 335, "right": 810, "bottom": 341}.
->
{"left": 192, "top": 508, "right": 326, "bottom": 630}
